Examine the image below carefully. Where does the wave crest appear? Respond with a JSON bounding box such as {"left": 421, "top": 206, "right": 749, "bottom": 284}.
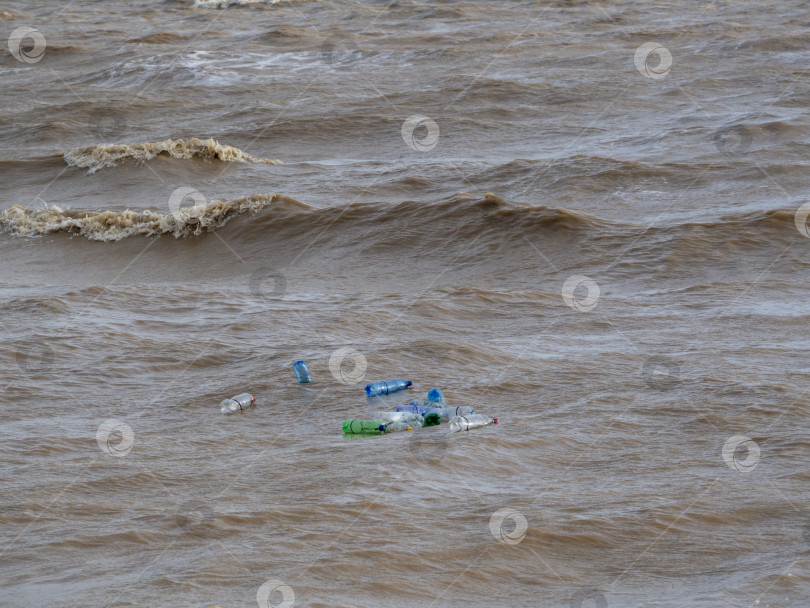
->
{"left": 63, "top": 138, "right": 283, "bottom": 174}
{"left": 0, "top": 194, "right": 304, "bottom": 241}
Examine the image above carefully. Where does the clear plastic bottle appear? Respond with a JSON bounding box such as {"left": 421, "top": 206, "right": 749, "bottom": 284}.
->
{"left": 343, "top": 419, "right": 385, "bottom": 435}
{"left": 365, "top": 379, "right": 413, "bottom": 397}
{"left": 292, "top": 360, "right": 312, "bottom": 384}
{"left": 374, "top": 411, "right": 424, "bottom": 428}
{"left": 383, "top": 420, "right": 413, "bottom": 433}
{"left": 449, "top": 414, "right": 497, "bottom": 432}
{"left": 431, "top": 405, "right": 475, "bottom": 420}
{"left": 395, "top": 401, "right": 427, "bottom": 414}
{"left": 220, "top": 393, "right": 256, "bottom": 415}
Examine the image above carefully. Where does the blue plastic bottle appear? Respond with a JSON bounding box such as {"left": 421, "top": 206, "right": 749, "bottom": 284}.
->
{"left": 396, "top": 400, "right": 426, "bottom": 414}
{"left": 423, "top": 388, "right": 447, "bottom": 407}
{"left": 292, "top": 360, "right": 312, "bottom": 384}
{"left": 365, "top": 379, "right": 413, "bottom": 397}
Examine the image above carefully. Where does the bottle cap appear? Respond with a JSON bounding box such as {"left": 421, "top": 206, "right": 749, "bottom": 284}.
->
{"left": 493, "top": 418, "right": 498, "bottom": 424}
{"left": 406, "top": 380, "right": 413, "bottom": 386}
{"left": 379, "top": 425, "right": 385, "bottom": 432}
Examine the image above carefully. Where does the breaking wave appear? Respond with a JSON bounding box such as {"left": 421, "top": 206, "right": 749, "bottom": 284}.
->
{"left": 0, "top": 194, "right": 304, "bottom": 241}
{"left": 63, "top": 138, "right": 283, "bottom": 174}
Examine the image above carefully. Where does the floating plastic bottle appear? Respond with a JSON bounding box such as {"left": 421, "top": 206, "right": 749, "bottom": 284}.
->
{"left": 374, "top": 411, "right": 424, "bottom": 428}
{"left": 220, "top": 393, "right": 256, "bottom": 415}
{"left": 396, "top": 402, "right": 474, "bottom": 420}
{"left": 292, "top": 360, "right": 312, "bottom": 384}
{"left": 343, "top": 419, "right": 385, "bottom": 435}
{"left": 432, "top": 406, "right": 475, "bottom": 420}
{"left": 365, "top": 379, "right": 413, "bottom": 397}
{"left": 449, "top": 414, "right": 497, "bottom": 432}
{"left": 422, "top": 412, "right": 441, "bottom": 427}
{"left": 425, "top": 388, "right": 445, "bottom": 405}
{"left": 396, "top": 401, "right": 429, "bottom": 415}
{"left": 383, "top": 421, "right": 413, "bottom": 433}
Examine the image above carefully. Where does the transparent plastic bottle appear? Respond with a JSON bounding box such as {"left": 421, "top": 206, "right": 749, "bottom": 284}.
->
{"left": 449, "top": 414, "right": 497, "bottom": 432}
{"left": 383, "top": 421, "right": 414, "bottom": 433}
{"left": 365, "top": 379, "right": 413, "bottom": 397}
{"left": 292, "top": 360, "right": 312, "bottom": 384}
{"left": 220, "top": 393, "right": 256, "bottom": 415}
{"left": 396, "top": 401, "right": 425, "bottom": 414}
{"left": 343, "top": 419, "right": 385, "bottom": 435}
{"left": 374, "top": 411, "right": 424, "bottom": 428}
{"left": 431, "top": 405, "right": 475, "bottom": 420}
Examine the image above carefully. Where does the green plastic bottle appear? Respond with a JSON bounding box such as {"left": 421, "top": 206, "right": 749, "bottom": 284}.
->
{"left": 343, "top": 419, "right": 385, "bottom": 435}
{"left": 422, "top": 412, "right": 441, "bottom": 427}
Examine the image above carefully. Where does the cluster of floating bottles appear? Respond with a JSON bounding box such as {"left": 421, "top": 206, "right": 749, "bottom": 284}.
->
{"left": 344, "top": 384, "right": 497, "bottom": 435}
{"left": 219, "top": 361, "right": 498, "bottom": 434}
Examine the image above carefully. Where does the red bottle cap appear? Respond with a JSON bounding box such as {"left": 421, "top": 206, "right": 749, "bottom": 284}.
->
{"left": 493, "top": 418, "right": 498, "bottom": 424}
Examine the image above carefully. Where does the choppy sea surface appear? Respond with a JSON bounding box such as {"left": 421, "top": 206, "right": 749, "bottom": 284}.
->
{"left": 2, "top": 1, "right": 810, "bottom": 607}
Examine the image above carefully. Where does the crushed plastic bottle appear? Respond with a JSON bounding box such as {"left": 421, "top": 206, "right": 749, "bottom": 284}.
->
{"left": 396, "top": 400, "right": 428, "bottom": 414}
{"left": 365, "top": 379, "right": 413, "bottom": 397}
{"left": 374, "top": 411, "right": 424, "bottom": 428}
{"left": 449, "top": 414, "right": 497, "bottom": 432}
{"left": 292, "top": 360, "right": 312, "bottom": 384}
{"left": 343, "top": 419, "right": 385, "bottom": 435}
{"left": 220, "top": 393, "right": 256, "bottom": 415}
